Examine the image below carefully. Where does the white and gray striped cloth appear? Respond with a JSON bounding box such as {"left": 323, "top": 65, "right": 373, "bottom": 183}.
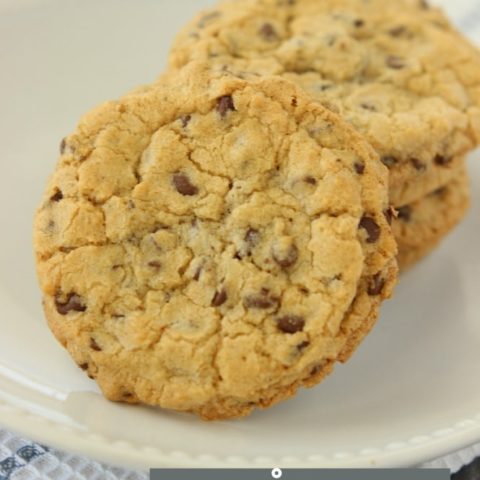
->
{"left": 0, "top": 428, "right": 478, "bottom": 479}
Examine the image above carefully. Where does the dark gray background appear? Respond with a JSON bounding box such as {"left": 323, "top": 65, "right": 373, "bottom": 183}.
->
{"left": 150, "top": 469, "right": 449, "bottom": 480}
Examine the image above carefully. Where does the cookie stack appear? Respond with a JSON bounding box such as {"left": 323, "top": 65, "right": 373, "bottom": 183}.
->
{"left": 169, "top": 0, "right": 480, "bottom": 271}
{"left": 33, "top": 0, "right": 480, "bottom": 420}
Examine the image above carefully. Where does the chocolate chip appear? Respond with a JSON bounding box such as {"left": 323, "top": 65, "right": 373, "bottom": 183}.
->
{"left": 212, "top": 289, "right": 227, "bottom": 307}
{"left": 291, "top": 96, "right": 298, "bottom": 107}
{"left": 217, "top": 95, "right": 235, "bottom": 117}
{"left": 384, "top": 206, "right": 396, "bottom": 225}
{"left": 277, "top": 315, "right": 305, "bottom": 334}
{"left": 368, "top": 274, "right": 386, "bottom": 296}
{"left": 178, "top": 263, "right": 189, "bottom": 276}
{"left": 60, "top": 138, "right": 67, "bottom": 154}
{"left": 434, "top": 154, "right": 452, "bottom": 166}
{"left": 360, "top": 103, "right": 377, "bottom": 111}
{"left": 273, "top": 244, "right": 299, "bottom": 269}
{"left": 193, "top": 266, "right": 202, "bottom": 281}
{"left": 79, "top": 363, "right": 89, "bottom": 371}
{"left": 397, "top": 205, "right": 412, "bottom": 222}
{"left": 50, "top": 189, "right": 63, "bottom": 202}
{"left": 297, "top": 341, "right": 310, "bottom": 351}
{"left": 420, "top": 0, "right": 430, "bottom": 9}
{"left": 259, "top": 22, "right": 278, "bottom": 41}
{"left": 180, "top": 115, "right": 191, "bottom": 128}
{"left": 381, "top": 156, "right": 398, "bottom": 168}
{"left": 317, "top": 83, "right": 333, "bottom": 91}
{"left": 127, "top": 236, "right": 140, "bottom": 246}
{"left": 354, "top": 162, "right": 365, "bottom": 174}
{"left": 354, "top": 19, "right": 364, "bottom": 28}
{"left": 304, "top": 176, "right": 317, "bottom": 185}
{"left": 55, "top": 293, "right": 86, "bottom": 315}
{"left": 90, "top": 338, "right": 102, "bottom": 351}
{"left": 386, "top": 56, "right": 406, "bottom": 69}
{"left": 433, "top": 186, "right": 448, "bottom": 197}
{"left": 148, "top": 260, "right": 162, "bottom": 269}
{"left": 310, "top": 364, "right": 324, "bottom": 376}
{"left": 389, "top": 26, "right": 406, "bottom": 37}
{"left": 173, "top": 173, "right": 198, "bottom": 196}
{"left": 244, "top": 292, "right": 279, "bottom": 310}
{"left": 359, "top": 216, "right": 381, "bottom": 243}
{"left": 411, "top": 158, "right": 426, "bottom": 171}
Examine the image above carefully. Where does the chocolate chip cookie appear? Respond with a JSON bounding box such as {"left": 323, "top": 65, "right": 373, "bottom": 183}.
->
{"left": 393, "top": 162, "right": 471, "bottom": 270}
{"left": 169, "top": 0, "right": 480, "bottom": 206}
{"left": 34, "top": 63, "right": 397, "bottom": 419}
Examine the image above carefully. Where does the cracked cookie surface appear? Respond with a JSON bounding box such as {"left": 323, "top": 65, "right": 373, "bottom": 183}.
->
{"left": 34, "top": 63, "right": 397, "bottom": 420}
{"left": 393, "top": 162, "right": 471, "bottom": 270}
{"left": 169, "top": 0, "right": 480, "bottom": 206}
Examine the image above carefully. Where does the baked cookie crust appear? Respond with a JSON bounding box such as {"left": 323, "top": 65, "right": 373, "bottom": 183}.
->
{"left": 34, "top": 63, "right": 397, "bottom": 419}
{"left": 169, "top": 0, "right": 480, "bottom": 205}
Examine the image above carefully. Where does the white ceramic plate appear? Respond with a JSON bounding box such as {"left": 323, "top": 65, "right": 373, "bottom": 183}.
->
{"left": 0, "top": 0, "right": 479, "bottom": 471}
